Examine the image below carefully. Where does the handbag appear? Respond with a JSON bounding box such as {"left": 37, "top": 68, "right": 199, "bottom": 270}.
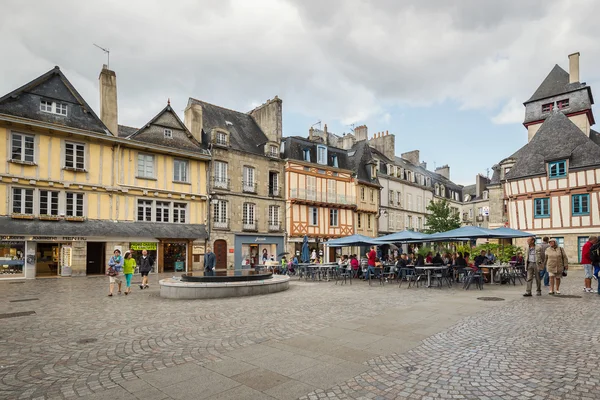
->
{"left": 106, "top": 266, "right": 118, "bottom": 277}
{"left": 559, "top": 247, "right": 568, "bottom": 277}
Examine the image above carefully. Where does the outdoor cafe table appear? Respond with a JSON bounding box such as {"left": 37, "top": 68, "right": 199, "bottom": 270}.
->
{"left": 415, "top": 265, "right": 448, "bottom": 288}
{"left": 484, "top": 264, "right": 511, "bottom": 284}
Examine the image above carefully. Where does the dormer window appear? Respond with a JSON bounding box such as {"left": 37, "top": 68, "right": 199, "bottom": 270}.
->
{"left": 557, "top": 99, "right": 570, "bottom": 109}
{"left": 269, "top": 145, "right": 278, "bottom": 157}
{"left": 465, "top": 195, "right": 471, "bottom": 202}
{"left": 548, "top": 160, "right": 567, "bottom": 178}
{"left": 317, "top": 145, "right": 327, "bottom": 165}
{"left": 215, "top": 131, "right": 228, "bottom": 146}
{"left": 303, "top": 149, "right": 311, "bottom": 162}
{"left": 542, "top": 103, "right": 553, "bottom": 113}
{"left": 483, "top": 191, "right": 489, "bottom": 200}
{"left": 371, "top": 164, "right": 377, "bottom": 178}
{"left": 40, "top": 100, "right": 68, "bottom": 116}
{"left": 332, "top": 155, "right": 338, "bottom": 168}
{"left": 164, "top": 129, "right": 173, "bottom": 138}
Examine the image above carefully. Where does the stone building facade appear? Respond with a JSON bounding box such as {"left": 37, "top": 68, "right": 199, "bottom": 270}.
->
{"left": 461, "top": 175, "right": 491, "bottom": 228}
{"left": 185, "top": 97, "right": 286, "bottom": 269}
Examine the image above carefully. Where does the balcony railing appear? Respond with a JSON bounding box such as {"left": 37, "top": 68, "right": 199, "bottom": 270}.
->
{"left": 268, "top": 185, "right": 281, "bottom": 197}
{"left": 242, "top": 220, "right": 258, "bottom": 232}
{"left": 213, "top": 218, "right": 230, "bottom": 230}
{"left": 242, "top": 181, "right": 258, "bottom": 193}
{"left": 289, "top": 188, "right": 356, "bottom": 205}
{"left": 268, "top": 222, "right": 282, "bottom": 232}
{"left": 212, "top": 177, "right": 230, "bottom": 190}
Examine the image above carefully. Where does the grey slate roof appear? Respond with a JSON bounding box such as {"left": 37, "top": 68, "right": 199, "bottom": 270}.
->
{"left": 0, "top": 218, "right": 208, "bottom": 239}
{"left": 127, "top": 104, "right": 209, "bottom": 154}
{"left": 348, "top": 141, "right": 380, "bottom": 186}
{"left": 505, "top": 111, "right": 600, "bottom": 180}
{"left": 188, "top": 98, "right": 269, "bottom": 156}
{"left": 590, "top": 129, "right": 600, "bottom": 147}
{"left": 282, "top": 136, "right": 352, "bottom": 170}
{"left": 525, "top": 64, "right": 588, "bottom": 104}
{"left": 0, "top": 66, "right": 110, "bottom": 135}
{"left": 118, "top": 124, "right": 137, "bottom": 138}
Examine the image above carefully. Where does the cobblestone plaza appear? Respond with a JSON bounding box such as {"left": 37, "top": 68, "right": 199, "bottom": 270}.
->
{"left": 1, "top": 272, "right": 599, "bottom": 400}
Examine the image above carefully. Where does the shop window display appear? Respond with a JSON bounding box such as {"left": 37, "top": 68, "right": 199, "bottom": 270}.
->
{"left": 0, "top": 242, "right": 25, "bottom": 277}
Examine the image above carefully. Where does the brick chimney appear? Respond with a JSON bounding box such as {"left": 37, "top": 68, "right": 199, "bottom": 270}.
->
{"left": 184, "top": 102, "right": 203, "bottom": 143}
{"left": 98, "top": 65, "right": 118, "bottom": 135}
{"left": 401, "top": 150, "right": 420, "bottom": 166}
{"left": 249, "top": 96, "right": 283, "bottom": 144}
{"left": 435, "top": 165, "right": 450, "bottom": 180}
{"left": 354, "top": 125, "right": 368, "bottom": 142}
{"left": 568, "top": 52, "right": 580, "bottom": 83}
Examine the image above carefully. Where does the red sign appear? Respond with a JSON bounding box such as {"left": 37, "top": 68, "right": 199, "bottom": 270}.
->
{"left": 229, "top": 248, "right": 234, "bottom": 253}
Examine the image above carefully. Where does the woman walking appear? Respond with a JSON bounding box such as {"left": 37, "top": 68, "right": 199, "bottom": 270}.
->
{"left": 122, "top": 251, "right": 137, "bottom": 295}
{"left": 107, "top": 249, "right": 123, "bottom": 297}
{"left": 545, "top": 239, "right": 568, "bottom": 295}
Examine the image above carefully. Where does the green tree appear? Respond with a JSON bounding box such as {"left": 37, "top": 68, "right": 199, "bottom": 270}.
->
{"left": 423, "top": 199, "right": 461, "bottom": 234}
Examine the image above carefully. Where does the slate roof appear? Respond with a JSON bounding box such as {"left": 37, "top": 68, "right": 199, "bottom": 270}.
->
{"left": 127, "top": 104, "right": 209, "bottom": 154}
{"left": 525, "top": 64, "right": 588, "bottom": 104}
{"left": 187, "top": 98, "right": 269, "bottom": 156}
{"left": 282, "top": 136, "right": 352, "bottom": 170}
{"left": 348, "top": 141, "right": 380, "bottom": 186}
{"left": 118, "top": 124, "right": 137, "bottom": 138}
{"left": 0, "top": 66, "right": 110, "bottom": 135}
{"left": 0, "top": 218, "right": 208, "bottom": 239}
{"left": 505, "top": 111, "right": 600, "bottom": 180}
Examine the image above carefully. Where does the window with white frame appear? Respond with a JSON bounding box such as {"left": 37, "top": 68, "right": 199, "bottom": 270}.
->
{"left": 407, "top": 215, "right": 412, "bottom": 229}
{"left": 173, "top": 159, "right": 189, "bottom": 182}
{"left": 269, "top": 145, "right": 278, "bottom": 157}
{"left": 137, "top": 200, "right": 153, "bottom": 222}
{"left": 11, "top": 132, "right": 35, "bottom": 163}
{"left": 243, "top": 166, "right": 256, "bottom": 192}
{"left": 407, "top": 193, "right": 412, "bottom": 210}
{"left": 213, "top": 200, "right": 228, "bottom": 224}
{"left": 303, "top": 149, "right": 311, "bottom": 162}
{"left": 216, "top": 131, "right": 228, "bottom": 145}
{"left": 39, "top": 190, "right": 59, "bottom": 216}
{"left": 173, "top": 203, "right": 186, "bottom": 223}
{"left": 360, "top": 187, "right": 365, "bottom": 201}
{"left": 65, "top": 192, "right": 84, "bottom": 217}
{"left": 397, "top": 191, "right": 401, "bottom": 206}
{"left": 137, "top": 154, "right": 155, "bottom": 178}
{"left": 332, "top": 155, "right": 338, "bottom": 168}
{"left": 309, "top": 207, "right": 318, "bottom": 226}
{"left": 367, "top": 214, "right": 372, "bottom": 230}
{"left": 65, "top": 142, "right": 85, "bottom": 170}
{"left": 357, "top": 213, "right": 362, "bottom": 229}
{"left": 164, "top": 129, "right": 173, "bottom": 138}
{"left": 317, "top": 145, "right": 327, "bottom": 165}
{"left": 389, "top": 190, "right": 394, "bottom": 205}
{"left": 417, "top": 195, "right": 422, "bottom": 212}
{"left": 269, "top": 205, "right": 280, "bottom": 225}
{"left": 214, "top": 161, "right": 228, "bottom": 188}
{"left": 155, "top": 201, "right": 170, "bottom": 222}
{"left": 40, "top": 100, "right": 67, "bottom": 116}
{"left": 306, "top": 176, "right": 316, "bottom": 200}
{"left": 12, "top": 188, "right": 34, "bottom": 215}
{"left": 327, "top": 179, "right": 336, "bottom": 202}
{"left": 417, "top": 217, "right": 422, "bottom": 230}
{"left": 329, "top": 209, "right": 339, "bottom": 227}
{"left": 243, "top": 203, "right": 256, "bottom": 224}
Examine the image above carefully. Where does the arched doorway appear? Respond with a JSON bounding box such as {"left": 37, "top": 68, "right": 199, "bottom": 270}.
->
{"left": 214, "top": 240, "right": 227, "bottom": 269}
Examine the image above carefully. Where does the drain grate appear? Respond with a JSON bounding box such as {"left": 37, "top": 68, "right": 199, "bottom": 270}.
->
{"left": 404, "top": 366, "right": 417, "bottom": 372}
{"left": 554, "top": 295, "right": 582, "bottom": 299}
{"left": 9, "top": 282, "right": 25, "bottom": 284}
{"left": 477, "top": 297, "right": 505, "bottom": 301}
{"left": 9, "top": 298, "right": 39, "bottom": 303}
{"left": 76, "top": 338, "right": 98, "bottom": 344}
{"left": 0, "top": 311, "right": 36, "bottom": 319}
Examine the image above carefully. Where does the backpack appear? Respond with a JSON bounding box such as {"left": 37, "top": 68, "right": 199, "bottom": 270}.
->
{"left": 590, "top": 243, "right": 600, "bottom": 265}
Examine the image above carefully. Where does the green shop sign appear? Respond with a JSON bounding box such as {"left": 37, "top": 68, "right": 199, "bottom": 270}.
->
{"left": 130, "top": 242, "right": 157, "bottom": 251}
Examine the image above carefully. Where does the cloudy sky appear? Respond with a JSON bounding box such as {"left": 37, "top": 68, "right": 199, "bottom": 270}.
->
{"left": 1, "top": 0, "right": 599, "bottom": 184}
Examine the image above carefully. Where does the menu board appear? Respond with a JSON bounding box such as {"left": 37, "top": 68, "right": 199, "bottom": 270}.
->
{"left": 61, "top": 246, "right": 72, "bottom": 268}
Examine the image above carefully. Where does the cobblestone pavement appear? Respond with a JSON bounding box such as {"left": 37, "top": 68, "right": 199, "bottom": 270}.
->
{"left": 1, "top": 271, "right": 598, "bottom": 400}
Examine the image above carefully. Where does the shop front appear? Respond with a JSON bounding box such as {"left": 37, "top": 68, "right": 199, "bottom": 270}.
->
{"left": 0, "top": 237, "right": 26, "bottom": 279}
{"left": 161, "top": 240, "right": 189, "bottom": 273}
{"left": 234, "top": 234, "right": 285, "bottom": 269}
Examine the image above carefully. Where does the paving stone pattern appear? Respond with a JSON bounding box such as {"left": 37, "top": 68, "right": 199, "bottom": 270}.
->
{"left": 0, "top": 272, "right": 598, "bottom": 400}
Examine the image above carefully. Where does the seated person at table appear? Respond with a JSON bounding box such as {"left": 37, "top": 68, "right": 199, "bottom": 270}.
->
{"left": 432, "top": 252, "right": 444, "bottom": 265}
{"left": 486, "top": 250, "right": 496, "bottom": 264}
{"left": 464, "top": 252, "right": 474, "bottom": 269}
{"left": 415, "top": 254, "right": 425, "bottom": 266}
{"left": 474, "top": 250, "right": 488, "bottom": 267}
{"left": 349, "top": 254, "right": 361, "bottom": 277}
{"left": 455, "top": 252, "right": 466, "bottom": 267}
{"left": 442, "top": 253, "right": 452, "bottom": 266}
{"left": 511, "top": 252, "right": 524, "bottom": 266}
{"left": 425, "top": 252, "right": 433, "bottom": 264}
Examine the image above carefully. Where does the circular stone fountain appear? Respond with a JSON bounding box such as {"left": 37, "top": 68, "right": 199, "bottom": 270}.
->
{"left": 159, "top": 270, "right": 290, "bottom": 299}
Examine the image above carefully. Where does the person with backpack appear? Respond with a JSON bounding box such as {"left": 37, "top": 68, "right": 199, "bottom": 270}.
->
{"left": 138, "top": 249, "right": 154, "bottom": 289}
{"left": 589, "top": 238, "right": 600, "bottom": 295}
{"left": 581, "top": 236, "right": 597, "bottom": 293}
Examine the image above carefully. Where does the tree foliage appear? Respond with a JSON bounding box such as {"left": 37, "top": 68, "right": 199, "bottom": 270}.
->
{"left": 423, "top": 199, "right": 461, "bottom": 234}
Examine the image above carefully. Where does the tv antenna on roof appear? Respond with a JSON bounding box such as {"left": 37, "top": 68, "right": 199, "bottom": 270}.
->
{"left": 311, "top": 120, "right": 321, "bottom": 130}
{"left": 93, "top": 43, "right": 110, "bottom": 68}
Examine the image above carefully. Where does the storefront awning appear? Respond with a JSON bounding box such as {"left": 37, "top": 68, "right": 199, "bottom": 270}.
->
{"left": 0, "top": 218, "right": 208, "bottom": 240}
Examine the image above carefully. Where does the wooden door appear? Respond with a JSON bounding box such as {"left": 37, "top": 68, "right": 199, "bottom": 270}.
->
{"left": 214, "top": 240, "right": 227, "bottom": 269}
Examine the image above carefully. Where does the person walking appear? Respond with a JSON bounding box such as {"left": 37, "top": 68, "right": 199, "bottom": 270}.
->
{"left": 544, "top": 239, "right": 568, "bottom": 295}
{"left": 590, "top": 239, "right": 600, "bottom": 295}
{"left": 365, "top": 246, "right": 377, "bottom": 280}
{"left": 107, "top": 249, "right": 123, "bottom": 297}
{"left": 539, "top": 237, "right": 550, "bottom": 287}
{"left": 523, "top": 237, "right": 543, "bottom": 297}
{"left": 204, "top": 247, "right": 216, "bottom": 276}
{"left": 122, "top": 251, "right": 136, "bottom": 295}
{"left": 580, "top": 236, "right": 597, "bottom": 293}
{"left": 138, "top": 249, "right": 154, "bottom": 289}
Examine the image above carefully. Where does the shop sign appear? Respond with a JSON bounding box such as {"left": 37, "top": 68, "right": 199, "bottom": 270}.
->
{"left": 27, "top": 236, "right": 87, "bottom": 241}
{"left": 61, "top": 237, "right": 87, "bottom": 241}
{"left": 1, "top": 236, "right": 25, "bottom": 241}
{"left": 255, "top": 237, "right": 267, "bottom": 242}
{"left": 130, "top": 242, "right": 158, "bottom": 251}
{"left": 192, "top": 245, "right": 204, "bottom": 255}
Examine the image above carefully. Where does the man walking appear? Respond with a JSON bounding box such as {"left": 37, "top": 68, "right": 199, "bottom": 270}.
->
{"left": 204, "top": 247, "right": 216, "bottom": 277}
{"left": 365, "top": 246, "right": 377, "bottom": 280}
{"left": 523, "top": 237, "right": 543, "bottom": 297}
{"left": 138, "top": 249, "right": 154, "bottom": 289}
{"left": 581, "top": 236, "right": 597, "bottom": 293}
{"left": 538, "top": 237, "right": 550, "bottom": 286}
{"left": 545, "top": 238, "right": 568, "bottom": 295}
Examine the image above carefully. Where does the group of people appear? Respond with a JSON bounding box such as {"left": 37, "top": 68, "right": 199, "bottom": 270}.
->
{"left": 106, "top": 249, "right": 155, "bottom": 296}
{"left": 522, "top": 236, "right": 568, "bottom": 296}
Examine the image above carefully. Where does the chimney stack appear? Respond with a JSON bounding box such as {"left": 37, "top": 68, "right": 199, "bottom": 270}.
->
{"left": 568, "top": 52, "right": 580, "bottom": 83}
{"left": 324, "top": 124, "right": 328, "bottom": 146}
{"left": 354, "top": 125, "right": 368, "bottom": 141}
{"left": 184, "top": 102, "right": 203, "bottom": 143}
{"left": 99, "top": 65, "right": 118, "bottom": 135}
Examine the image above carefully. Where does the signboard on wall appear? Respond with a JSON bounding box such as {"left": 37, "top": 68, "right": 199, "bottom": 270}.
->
{"left": 482, "top": 207, "right": 490, "bottom": 216}
{"left": 192, "top": 245, "right": 204, "bottom": 255}
{"left": 130, "top": 242, "right": 158, "bottom": 251}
